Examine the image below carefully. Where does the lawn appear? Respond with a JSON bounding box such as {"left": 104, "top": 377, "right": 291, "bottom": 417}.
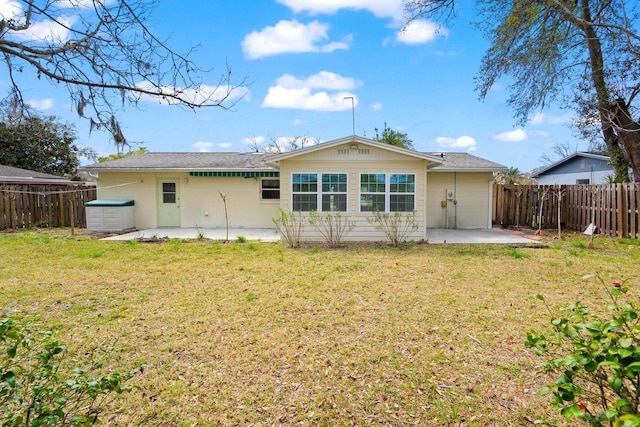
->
{"left": 0, "top": 230, "right": 638, "bottom": 426}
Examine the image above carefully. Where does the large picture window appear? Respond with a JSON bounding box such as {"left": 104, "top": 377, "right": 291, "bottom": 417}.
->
{"left": 292, "top": 173, "right": 347, "bottom": 212}
{"left": 359, "top": 173, "right": 415, "bottom": 212}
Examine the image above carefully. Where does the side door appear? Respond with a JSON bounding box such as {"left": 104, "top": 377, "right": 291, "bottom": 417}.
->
{"left": 157, "top": 179, "right": 181, "bottom": 227}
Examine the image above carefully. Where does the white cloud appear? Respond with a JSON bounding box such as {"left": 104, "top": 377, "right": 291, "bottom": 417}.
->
{"left": 0, "top": 0, "right": 21, "bottom": 20}
{"left": 136, "top": 81, "right": 249, "bottom": 106}
{"left": 293, "top": 119, "right": 304, "bottom": 126}
{"left": 276, "top": 0, "right": 404, "bottom": 24}
{"left": 436, "top": 136, "right": 477, "bottom": 151}
{"left": 528, "top": 112, "right": 573, "bottom": 125}
{"left": 218, "top": 142, "right": 232, "bottom": 149}
{"left": 494, "top": 128, "right": 528, "bottom": 142}
{"left": 242, "top": 20, "right": 349, "bottom": 59}
{"left": 263, "top": 71, "right": 359, "bottom": 111}
{"left": 371, "top": 102, "right": 383, "bottom": 111}
{"left": 276, "top": 71, "right": 359, "bottom": 90}
{"left": 9, "top": 15, "right": 76, "bottom": 42}
{"left": 26, "top": 98, "right": 54, "bottom": 110}
{"left": 192, "top": 141, "right": 215, "bottom": 152}
{"left": 397, "top": 20, "right": 447, "bottom": 44}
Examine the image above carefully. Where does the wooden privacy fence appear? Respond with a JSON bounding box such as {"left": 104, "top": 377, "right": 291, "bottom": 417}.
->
{"left": 493, "top": 184, "right": 640, "bottom": 239}
{"left": 0, "top": 183, "right": 97, "bottom": 230}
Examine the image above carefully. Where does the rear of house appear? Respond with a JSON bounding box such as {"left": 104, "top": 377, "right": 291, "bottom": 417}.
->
{"left": 82, "top": 136, "right": 507, "bottom": 241}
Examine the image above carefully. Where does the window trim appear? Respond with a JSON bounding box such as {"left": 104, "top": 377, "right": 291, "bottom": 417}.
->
{"left": 359, "top": 172, "right": 416, "bottom": 213}
{"left": 291, "top": 172, "right": 348, "bottom": 212}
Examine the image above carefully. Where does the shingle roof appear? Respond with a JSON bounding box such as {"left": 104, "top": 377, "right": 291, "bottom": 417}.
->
{"left": 0, "top": 164, "right": 67, "bottom": 180}
{"left": 81, "top": 151, "right": 506, "bottom": 173}
{"left": 529, "top": 152, "right": 609, "bottom": 178}
{"left": 82, "top": 152, "right": 275, "bottom": 171}
{"left": 425, "top": 152, "right": 508, "bottom": 172}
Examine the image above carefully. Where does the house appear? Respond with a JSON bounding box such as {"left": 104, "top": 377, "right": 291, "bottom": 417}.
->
{"left": 530, "top": 152, "right": 615, "bottom": 185}
{"left": 0, "top": 164, "right": 73, "bottom": 184}
{"left": 82, "top": 136, "right": 507, "bottom": 241}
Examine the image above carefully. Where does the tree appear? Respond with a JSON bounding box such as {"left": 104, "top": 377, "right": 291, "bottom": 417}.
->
{"left": 404, "top": 0, "right": 640, "bottom": 182}
{"left": 0, "top": 0, "right": 248, "bottom": 151}
{"left": 374, "top": 122, "right": 414, "bottom": 149}
{"left": 98, "top": 146, "right": 149, "bottom": 163}
{"left": 0, "top": 113, "right": 82, "bottom": 177}
{"left": 495, "top": 167, "right": 524, "bottom": 184}
{"left": 539, "top": 142, "right": 579, "bottom": 165}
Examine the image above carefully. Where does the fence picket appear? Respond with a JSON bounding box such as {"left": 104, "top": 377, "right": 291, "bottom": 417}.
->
{"left": 0, "top": 183, "right": 96, "bottom": 230}
{"left": 493, "top": 183, "right": 640, "bottom": 239}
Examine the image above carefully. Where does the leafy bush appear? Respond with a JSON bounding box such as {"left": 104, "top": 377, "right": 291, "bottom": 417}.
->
{"left": 367, "top": 210, "right": 419, "bottom": 247}
{"left": 272, "top": 209, "right": 304, "bottom": 248}
{"left": 525, "top": 275, "right": 640, "bottom": 426}
{"left": 0, "top": 315, "right": 140, "bottom": 426}
{"left": 307, "top": 210, "right": 354, "bottom": 248}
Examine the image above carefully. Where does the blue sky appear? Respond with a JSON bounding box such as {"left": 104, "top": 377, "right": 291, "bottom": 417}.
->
{"left": 0, "top": 0, "right": 585, "bottom": 172}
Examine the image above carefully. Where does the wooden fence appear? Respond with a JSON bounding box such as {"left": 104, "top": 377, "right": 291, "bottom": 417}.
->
{"left": 493, "top": 184, "right": 640, "bottom": 239}
{"left": 0, "top": 183, "right": 97, "bottom": 230}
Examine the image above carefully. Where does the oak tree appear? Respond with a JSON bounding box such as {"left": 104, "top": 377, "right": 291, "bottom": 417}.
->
{"left": 405, "top": 0, "right": 640, "bottom": 181}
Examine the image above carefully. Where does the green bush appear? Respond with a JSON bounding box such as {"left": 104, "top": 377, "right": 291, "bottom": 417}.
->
{"left": 526, "top": 275, "right": 640, "bottom": 426}
{"left": 0, "top": 315, "right": 140, "bottom": 426}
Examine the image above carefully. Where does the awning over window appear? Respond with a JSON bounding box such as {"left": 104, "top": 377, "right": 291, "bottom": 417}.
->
{"left": 189, "top": 171, "right": 280, "bottom": 178}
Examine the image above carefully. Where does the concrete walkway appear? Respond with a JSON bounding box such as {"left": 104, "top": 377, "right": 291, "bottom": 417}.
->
{"left": 101, "top": 227, "right": 281, "bottom": 242}
{"left": 426, "top": 228, "right": 538, "bottom": 244}
{"left": 101, "top": 227, "right": 538, "bottom": 244}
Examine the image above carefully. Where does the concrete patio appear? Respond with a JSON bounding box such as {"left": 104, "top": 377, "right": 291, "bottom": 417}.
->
{"left": 101, "top": 227, "right": 538, "bottom": 245}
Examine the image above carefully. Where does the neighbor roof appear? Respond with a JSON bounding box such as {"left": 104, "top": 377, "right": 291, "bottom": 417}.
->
{"left": 0, "top": 164, "right": 68, "bottom": 181}
{"left": 530, "top": 152, "right": 609, "bottom": 178}
{"left": 426, "top": 152, "right": 508, "bottom": 172}
{"left": 82, "top": 152, "right": 275, "bottom": 172}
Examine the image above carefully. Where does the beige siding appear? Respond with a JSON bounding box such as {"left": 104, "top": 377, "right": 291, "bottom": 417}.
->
{"left": 95, "top": 172, "right": 279, "bottom": 229}
{"left": 278, "top": 146, "right": 428, "bottom": 242}
{"left": 426, "top": 172, "right": 493, "bottom": 229}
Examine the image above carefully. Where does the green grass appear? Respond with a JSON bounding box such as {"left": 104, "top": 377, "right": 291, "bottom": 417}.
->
{"left": 0, "top": 229, "right": 638, "bottom": 425}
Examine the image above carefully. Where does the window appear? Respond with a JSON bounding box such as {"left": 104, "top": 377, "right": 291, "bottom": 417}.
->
{"left": 360, "top": 173, "right": 385, "bottom": 212}
{"left": 390, "top": 174, "right": 415, "bottom": 212}
{"left": 162, "top": 182, "right": 177, "bottom": 204}
{"left": 261, "top": 179, "right": 280, "bottom": 200}
{"left": 292, "top": 173, "right": 347, "bottom": 212}
{"left": 360, "top": 173, "right": 415, "bottom": 212}
{"left": 576, "top": 178, "right": 590, "bottom": 184}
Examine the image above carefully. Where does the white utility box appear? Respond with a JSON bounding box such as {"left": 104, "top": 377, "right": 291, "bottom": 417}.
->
{"left": 85, "top": 199, "right": 135, "bottom": 232}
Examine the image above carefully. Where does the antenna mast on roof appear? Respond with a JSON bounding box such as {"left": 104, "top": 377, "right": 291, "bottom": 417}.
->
{"left": 344, "top": 96, "right": 355, "bottom": 135}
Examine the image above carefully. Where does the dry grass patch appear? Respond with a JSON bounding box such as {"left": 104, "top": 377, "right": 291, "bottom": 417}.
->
{"left": 0, "top": 230, "right": 638, "bottom": 425}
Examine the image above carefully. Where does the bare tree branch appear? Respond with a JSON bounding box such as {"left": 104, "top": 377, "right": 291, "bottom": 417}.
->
{"left": 0, "top": 0, "right": 249, "bottom": 150}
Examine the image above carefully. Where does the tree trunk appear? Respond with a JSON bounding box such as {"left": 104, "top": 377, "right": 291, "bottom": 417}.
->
{"left": 608, "top": 99, "right": 640, "bottom": 182}
{"left": 580, "top": 0, "right": 631, "bottom": 181}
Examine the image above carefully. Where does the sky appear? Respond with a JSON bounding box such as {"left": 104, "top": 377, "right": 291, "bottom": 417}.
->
{"left": 0, "top": 0, "right": 587, "bottom": 173}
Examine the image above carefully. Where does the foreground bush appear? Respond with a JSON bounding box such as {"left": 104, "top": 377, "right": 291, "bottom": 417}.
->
{"left": 526, "top": 275, "right": 640, "bottom": 426}
{"left": 0, "top": 315, "right": 140, "bottom": 426}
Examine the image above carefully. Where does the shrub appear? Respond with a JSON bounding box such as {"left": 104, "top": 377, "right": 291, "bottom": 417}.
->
{"left": 0, "top": 315, "right": 140, "bottom": 426}
{"left": 367, "top": 211, "right": 419, "bottom": 247}
{"left": 307, "top": 210, "right": 354, "bottom": 248}
{"left": 525, "top": 275, "right": 640, "bottom": 426}
{"left": 272, "top": 209, "right": 304, "bottom": 248}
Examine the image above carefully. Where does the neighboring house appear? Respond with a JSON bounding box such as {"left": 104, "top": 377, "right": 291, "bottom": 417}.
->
{"left": 0, "top": 164, "right": 72, "bottom": 184}
{"left": 82, "top": 135, "right": 507, "bottom": 241}
{"left": 530, "top": 152, "right": 615, "bottom": 185}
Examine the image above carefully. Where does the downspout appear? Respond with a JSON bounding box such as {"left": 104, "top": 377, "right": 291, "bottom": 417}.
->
{"left": 488, "top": 176, "right": 494, "bottom": 229}
{"left": 424, "top": 162, "right": 428, "bottom": 241}
{"left": 453, "top": 172, "right": 457, "bottom": 229}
